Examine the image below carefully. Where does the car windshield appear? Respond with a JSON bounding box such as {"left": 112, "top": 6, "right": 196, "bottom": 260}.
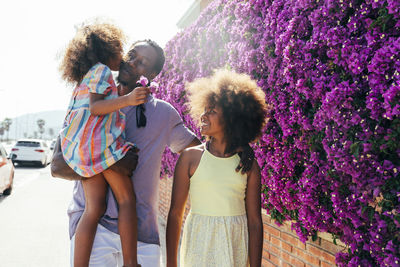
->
{"left": 16, "top": 141, "right": 40, "bottom": 147}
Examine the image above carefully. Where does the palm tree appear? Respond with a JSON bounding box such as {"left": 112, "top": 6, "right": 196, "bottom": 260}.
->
{"left": 0, "top": 125, "right": 4, "bottom": 141}
{"left": 2, "top": 118, "right": 12, "bottom": 141}
{"left": 48, "top": 128, "right": 54, "bottom": 139}
{"left": 37, "top": 119, "right": 45, "bottom": 139}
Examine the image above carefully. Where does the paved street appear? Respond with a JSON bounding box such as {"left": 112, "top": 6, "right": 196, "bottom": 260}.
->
{"left": 0, "top": 164, "right": 73, "bottom": 267}
{"left": 0, "top": 160, "right": 173, "bottom": 267}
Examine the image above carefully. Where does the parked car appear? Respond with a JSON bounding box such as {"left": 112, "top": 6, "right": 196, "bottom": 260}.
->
{"left": 0, "top": 143, "right": 14, "bottom": 195}
{"left": 50, "top": 139, "right": 57, "bottom": 150}
{"left": 10, "top": 139, "right": 52, "bottom": 167}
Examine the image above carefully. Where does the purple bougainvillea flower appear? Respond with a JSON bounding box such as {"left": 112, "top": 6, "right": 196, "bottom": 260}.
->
{"left": 149, "top": 81, "right": 159, "bottom": 93}
{"left": 153, "top": 0, "right": 400, "bottom": 265}
{"left": 138, "top": 75, "right": 148, "bottom": 87}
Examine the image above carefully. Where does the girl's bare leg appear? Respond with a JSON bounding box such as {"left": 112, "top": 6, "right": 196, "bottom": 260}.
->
{"left": 74, "top": 174, "right": 107, "bottom": 267}
{"left": 103, "top": 168, "right": 138, "bottom": 267}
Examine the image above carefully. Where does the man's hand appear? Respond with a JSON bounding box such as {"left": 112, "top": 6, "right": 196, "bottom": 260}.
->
{"left": 51, "top": 137, "right": 139, "bottom": 180}
{"left": 109, "top": 146, "right": 139, "bottom": 177}
{"left": 50, "top": 137, "right": 82, "bottom": 180}
{"left": 236, "top": 144, "right": 255, "bottom": 174}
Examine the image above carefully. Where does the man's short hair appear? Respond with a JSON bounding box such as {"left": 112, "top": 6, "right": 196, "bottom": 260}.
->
{"left": 131, "top": 39, "right": 165, "bottom": 75}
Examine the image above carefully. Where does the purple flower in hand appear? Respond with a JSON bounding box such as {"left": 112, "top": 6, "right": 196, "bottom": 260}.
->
{"left": 138, "top": 75, "right": 149, "bottom": 87}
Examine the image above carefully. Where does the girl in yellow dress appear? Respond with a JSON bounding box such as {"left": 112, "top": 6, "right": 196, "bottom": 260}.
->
{"left": 166, "top": 69, "right": 268, "bottom": 267}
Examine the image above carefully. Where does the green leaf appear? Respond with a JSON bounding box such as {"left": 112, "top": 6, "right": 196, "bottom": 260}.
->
{"left": 350, "top": 141, "right": 361, "bottom": 158}
{"left": 311, "top": 232, "right": 318, "bottom": 242}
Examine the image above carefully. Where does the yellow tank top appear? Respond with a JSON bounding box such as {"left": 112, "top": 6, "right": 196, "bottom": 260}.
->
{"left": 189, "top": 146, "right": 248, "bottom": 216}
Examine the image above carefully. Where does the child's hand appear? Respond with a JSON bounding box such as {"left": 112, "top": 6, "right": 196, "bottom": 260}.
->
{"left": 126, "top": 86, "right": 150, "bottom": 106}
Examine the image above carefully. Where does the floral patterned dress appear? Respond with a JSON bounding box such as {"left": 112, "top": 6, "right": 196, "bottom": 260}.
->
{"left": 180, "top": 146, "right": 249, "bottom": 267}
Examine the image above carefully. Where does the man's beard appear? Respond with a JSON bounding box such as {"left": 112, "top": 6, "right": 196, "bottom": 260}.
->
{"left": 117, "top": 62, "right": 137, "bottom": 87}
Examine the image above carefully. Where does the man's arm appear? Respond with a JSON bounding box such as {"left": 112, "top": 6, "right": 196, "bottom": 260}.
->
{"left": 50, "top": 137, "right": 82, "bottom": 180}
{"left": 110, "top": 146, "right": 139, "bottom": 177}
{"left": 180, "top": 137, "right": 201, "bottom": 153}
{"left": 51, "top": 137, "right": 139, "bottom": 180}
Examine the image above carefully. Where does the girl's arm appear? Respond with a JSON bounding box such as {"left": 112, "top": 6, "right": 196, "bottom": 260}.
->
{"left": 89, "top": 86, "right": 150, "bottom": 116}
{"left": 245, "top": 160, "right": 263, "bottom": 267}
{"left": 166, "top": 150, "right": 191, "bottom": 267}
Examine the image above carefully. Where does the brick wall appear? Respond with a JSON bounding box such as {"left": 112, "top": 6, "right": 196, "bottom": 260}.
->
{"left": 159, "top": 177, "right": 345, "bottom": 267}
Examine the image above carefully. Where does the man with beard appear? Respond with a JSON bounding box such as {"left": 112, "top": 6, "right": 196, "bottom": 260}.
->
{"left": 52, "top": 39, "right": 200, "bottom": 267}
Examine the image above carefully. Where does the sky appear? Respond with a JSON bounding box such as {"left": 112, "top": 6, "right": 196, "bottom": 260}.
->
{"left": 0, "top": 0, "right": 193, "bottom": 121}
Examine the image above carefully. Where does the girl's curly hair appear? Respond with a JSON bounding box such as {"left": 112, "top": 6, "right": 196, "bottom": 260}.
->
{"left": 188, "top": 69, "right": 269, "bottom": 155}
{"left": 59, "top": 22, "right": 126, "bottom": 85}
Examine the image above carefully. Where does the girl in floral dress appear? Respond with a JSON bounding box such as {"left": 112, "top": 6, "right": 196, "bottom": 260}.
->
{"left": 166, "top": 69, "right": 267, "bottom": 267}
{"left": 59, "top": 22, "right": 149, "bottom": 267}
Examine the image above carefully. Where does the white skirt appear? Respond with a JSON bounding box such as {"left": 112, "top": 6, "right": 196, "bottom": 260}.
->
{"left": 180, "top": 213, "right": 249, "bottom": 267}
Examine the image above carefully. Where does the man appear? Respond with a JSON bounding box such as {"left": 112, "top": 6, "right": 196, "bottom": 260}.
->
{"left": 51, "top": 39, "right": 200, "bottom": 267}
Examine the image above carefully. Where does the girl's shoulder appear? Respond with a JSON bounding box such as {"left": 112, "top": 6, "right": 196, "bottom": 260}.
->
{"left": 181, "top": 143, "right": 205, "bottom": 158}
{"left": 82, "top": 63, "right": 114, "bottom": 94}
{"left": 180, "top": 144, "right": 205, "bottom": 178}
{"left": 84, "top": 63, "right": 111, "bottom": 79}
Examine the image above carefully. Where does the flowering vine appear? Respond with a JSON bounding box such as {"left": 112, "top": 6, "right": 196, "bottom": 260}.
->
{"left": 154, "top": 0, "right": 400, "bottom": 265}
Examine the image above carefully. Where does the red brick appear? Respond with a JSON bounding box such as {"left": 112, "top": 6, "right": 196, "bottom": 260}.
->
{"left": 281, "top": 232, "right": 306, "bottom": 250}
{"left": 306, "top": 245, "right": 336, "bottom": 264}
{"left": 321, "top": 260, "right": 335, "bottom": 267}
{"left": 280, "top": 222, "right": 293, "bottom": 233}
{"left": 265, "top": 224, "right": 281, "bottom": 237}
{"left": 264, "top": 242, "right": 281, "bottom": 256}
{"left": 306, "top": 237, "right": 321, "bottom": 246}
{"left": 292, "top": 247, "right": 319, "bottom": 267}
{"left": 262, "top": 258, "right": 278, "bottom": 267}
{"left": 282, "top": 251, "right": 306, "bottom": 267}
{"left": 264, "top": 231, "right": 270, "bottom": 242}
{"left": 306, "top": 245, "right": 323, "bottom": 258}
{"left": 262, "top": 213, "right": 272, "bottom": 223}
{"left": 282, "top": 240, "right": 293, "bottom": 253}
{"left": 320, "top": 239, "right": 344, "bottom": 254}
{"left": 269, "top": 253, "right": 282, "bottom": 266}
{"left": 262, "top": 249, "right": 270, "bottom": 259}
{"left": 320, "top": 251, "right": 336, "bottom": 264}
{"left": 270, "top": 236, "right": 282, "bottom": 247}
{"left": 304, "top": 253, "right": 320, "bottom": 266}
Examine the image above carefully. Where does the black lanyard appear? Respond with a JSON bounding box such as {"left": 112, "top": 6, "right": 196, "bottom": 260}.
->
{"left": 136, "top": 104, "right": 146, "bottom": 128}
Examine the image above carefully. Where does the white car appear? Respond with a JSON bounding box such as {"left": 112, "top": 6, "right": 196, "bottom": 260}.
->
{"left": 50, "top": 139, "right": 57, "bottom": 150}
{"left": 10, "top": 139, "right": 52, "bottom": 167}
{"left": 0, "top": 143, "right": 14, "bottom": 195}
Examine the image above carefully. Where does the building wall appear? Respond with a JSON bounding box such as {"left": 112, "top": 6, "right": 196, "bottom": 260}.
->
{"left": 199, "top": 0, "right": 213, "bottom": 10}
{"left": 177, "top": 0, "right": 214, "bottom": 29}
{"left": 159, "top": 176, "right": 345, "bottom": 267}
